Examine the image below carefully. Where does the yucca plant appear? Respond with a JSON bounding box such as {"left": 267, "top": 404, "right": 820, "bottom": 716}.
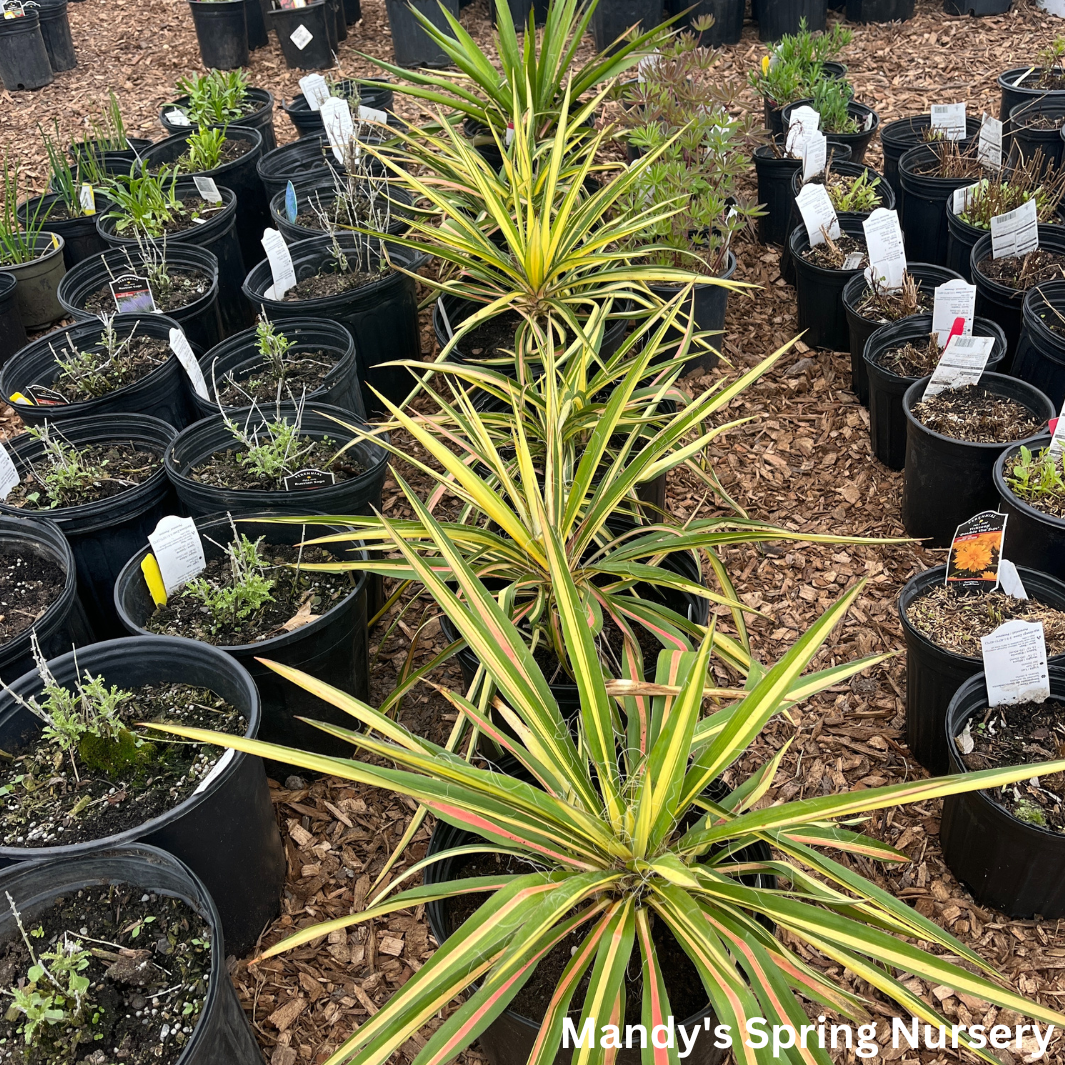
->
{"left": 365, "top": 0, "right": 670, "bottom": 141}
{"left": 155, "top": 512, "right": 1065, "bottom": 1065}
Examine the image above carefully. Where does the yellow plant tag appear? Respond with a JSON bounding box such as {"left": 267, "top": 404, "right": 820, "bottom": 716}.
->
{"left": 8, "top": 392, "right": 31, "bottom": 405}
{"left": 141, "top": 553, "right": 168, "bottom": 606}
{"left": 51, "top": 234, "right": 59, "bottom": 250}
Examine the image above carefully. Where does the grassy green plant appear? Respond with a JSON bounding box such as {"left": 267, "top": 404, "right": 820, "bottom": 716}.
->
{"left": 183, "top": 126, "right": 227, "bottom": 173}
{"left": 957, "top": 155, "right": 1065, "bottom": 228}
{"left": 176, "top": 69, "right": 249, "bottom": 126}
{"left": 184, "top": 531, "right": 275, "bottom": 636}
{"left": 1, "top": 156, "right": 51, "bottom": 266}
{"left": 85, "top": 91, "right": 128, "bottom": 151}
{"left": 748, "top": 19, "right": 852, "bottom": 106}
{"left": 807, "top": 76, "right": 858, "bottom": 134}
{"left": 21, "top": 425, "right": 112, "bottom": 508}
{"left": 105, "top": 168, "right": 187, "bottom": 238}
{"left": 38, "top": 122, "right": 98, "bottom": 220}
{"left": 826, "top": 168, "right": 881, "bottom": 212}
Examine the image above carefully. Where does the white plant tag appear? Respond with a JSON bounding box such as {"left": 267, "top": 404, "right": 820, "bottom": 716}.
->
{"left": 0, "top": 442, "right": 19, "bottom": 499}
{"left": 148, "top": 515, "right": 206, "bottom": 596}
{"left": 795, "top": 182, "right": 839, "bottom": 247}
{"left": 931, "top": 101, "right": 967, "bottom": 141}
{"left": 299, "top": 73, "right": 329, "bottom": 111}
{"left": 785, "top": 105, "right": 820, "bottom": 155}
{"left": 78, "top": 184, "right": 95, "bottom": 216}
{"left": 978, "top": 112, "right": 1003, "bottom": 170}
{"left": 842, "top": 252, "right": 864, "bottom": 270}
{"left": 1048, "top": 397, "right": 1065, "bottom": 461}
{"left": 290, "top": 23, "right": 313, "bottom": 49}
{"left": 169, "top": 327, "right": 208, "bottom": 401}
{"left": 999, "top": 559, "right": 1029, "bottom": 601}
{"left": 801, "top": 131, "right": 827, "bottom": 183}
{"left": 319, "top": 96, "right": 354, "bottom": 164}
{"left": 357, "top": 105, "right": 389, "bottom": 124}
{"left": 952, "top": 180, "right": 985, "bottom": 216}
{"left": 923, "top": 333, "right": 995, "bottom": 398}
{"left": 167, "top": 108, "right": 191, "bottom": 127}
{"left": 932, "top": 279, "right": 977, "bottom": 346}
{"left": 863, "top": 208, "right": 906, "bottom": 291}
{"left": 261, "top": 228, "right": 296, "bottom": 299}
{"left": 437, "top": 297, "right": 454, "bottom": 339}
{"left": 193, "top": 176, "right": 222, "bottom": 204}
{"left": 991, "top": 197, "right": 1039, "bottom": 260}
{"left": 982, "top": 619, "right": 1050, "bottom": 707}
{"left": 637, "top": 52, "right": 661, "bottom": 82}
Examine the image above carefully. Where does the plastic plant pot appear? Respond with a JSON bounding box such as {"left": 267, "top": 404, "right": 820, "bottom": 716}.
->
{"left": 0, "top": 843, "right": 264, "bottom": 1058}
{"left": 70, "top": 136, "right": 155, "bottom": 178}
{"left": 386, "top": 0, "right": 460, "bottom": 68}
{"left": 257, "top": 134, "right": 340, "bottom": 200}
{"left": 673, "top": 0, "right": 743, "bottom": 44}
{"left": 282, "top": 77, "right": 396, "bottom": 138}
{"left": 971, "top": 226, "right": 1065, "bottom": 357}
{"left": 0, "top": 636, "right": 285, "bottom": 958}
{"left": 862, "top": 314, "right": 1006, "bottom": 469}
{"left": 940, "top": 668, "right": 1065, "bottom": 919}
{"left": 1008, "top": 99, "right": 1065, "bottom": 173}
{"left": 18, "top": 193, "right": 111, "bottom": 269}
{"left": 842, "top": 263, "right": 962, "bottom": 406}
{"left": 37, "top": 0, "right": 76, "bottom": 72}
{"left": 752, "top": 142, "right": 851, "bottom": 245}
{"left": 878, "top": 115, "right": 980, "bottom": 205}
{"left": 999, "top": 66, "right": 1065, "bottom": 131}
{"left": 0, "top": 512, "right": 92, "bottom": 684}
{"left": 188, "top": 0, "right": 249, "bottom": 69}
{"left": 844, "top": 0, "right": 913, "bottom": 20}
{"left": 242, "top": 235, "right": 426, "bottom": 415}
{"left": 160, "top": 87, "right": 276, "bottom": 154}
{"left": 0, "top": 313, "right": 199, "bottom": 431}
{"left": 138, "top": 126, "right": 268, "bottom": 275}
{"left": 115, "top": 514, "right": 371, "bottom": 764}
{"left": 269, "top": 0, "right": 335, "bottom": 69}
{"left": 57, "top": 244, "right": 223, "bottom": 354}
{"left": 898, "top": 141, "right": 979, "bottom": 266}
{"left": 269, "top": 178, "right": 413, "bottom": 246}
{"left": 993, "top": 435, "right": 1065, "bottom": 581}
{"left": 900, "top": 371, "right": 1054, "bottom": 547}
{"left": 195, "top": 317, "right": 365, "bottom": 419}
{"left": 0, "top": 10, "right": 53, "bottom": 91}
{"left": 331, "top": 0, "right": 347, "bottom": 41}
{"left": 0, "top": 272, "right": 27, "bottom": 365}
{"left": 246, "top": 0, "right": 269, "bottom": 47}
{"left": 945, "top": 198, "right": 987, "bottom": 282}
{"left": 343, "top": 0, "right": 361, "bottom": 21}
{"left": 781, "top": 98, "right": 880, "bottom": 164}
{"left": 788, "top": 213, "right": 868, "bottom": 351}
{"left": 97, "top": 179, "right": 250, "bottom": 335}
{"left": 1012, "top": 281, "right": 1065, "bottom": 410}
{"left": 899, "top": 566, "right": 1065, "bottom": 777}
{"left": 756, "top": 0, "right": 826, "bottom": 39}
{"left": 590, "top": 0, "right": 663, "bottom": 53}
{"left": 0, "top": 414, "right": 179, "bottom": 639}
{"left": 3, "top": 232, "right": 66, "bottom": 329}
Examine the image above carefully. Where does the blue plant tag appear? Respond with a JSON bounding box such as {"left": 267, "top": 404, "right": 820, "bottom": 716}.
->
{"left": 285, "top": 181, "right": 297, "bottom": 225}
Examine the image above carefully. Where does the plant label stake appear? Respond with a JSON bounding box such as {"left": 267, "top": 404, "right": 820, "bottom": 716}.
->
{"left": 167, "top": 108, "right": 191, "bottom": 127}
{"left": 109, "top": 273, "right": 157, "bottom": 314}
{"left": 261, "top": 228, "right": 296, "bottom": 300}
{"left": 952, "top": 179, "right": 987, "bottom": 216}
{"left": 147, "top": 515, "right": 206, "bottom": 598}
{"left": 319, "top": 96, "right": 354, "bottom": 165}
{"left": 991, "top": 197, "right": 1039, "bottom": 260}
{"left": 283, "top": 468, "right": 336, "bottom": 490}
{"left": 358, "top": 105, "right": 389, "bottom": 125}
{"left": 999, "top": 559, "right": 1029, "bottom": 600}
{"left": 946, "top": 510, "right": 1007, "bottom": 592}
{"left": 289, "top": 23, "right": 313, "bottom": 50}
{"left": 794, "top": 182, "right": 838, "bottom": 247}
{"left": 0, "top": 443, "right": 19, "bottom": 500}
{"left": 978, "top": 112, "right": 1003, "bottom": 170}
{"left": 931, "top": 102, "right": 967, "bottom": 141}
{"left": 923, "top": 333, "right": 995, "bottom": 398}
{"left": 193, "top": 176, "right": 222, "bottom": 204}
{"left": 785, "top": 105, "right": 820, "bottom": 156}
{"left": 298, "top": 73, "right": 330, "bottom": 111}
{"left": 862, "top": 208, "right": 906, "bottom": 291}
{"left": 168, "top": 327, "right": 209, "bottom": 401}
{"left": 285, "top": 180, "right": 298, "bottom": 225}
{"left": 800, "top": 131, "right": 827, "bottom": 183}
{"left": 78, "top": 184, "right": 95, "bottom": 216}
{"left": 932, "top": 279, "right": 976, "bottom": 346}
{"left": 437, "top": 297, "right": 454, "bottom": 339}
{"left": 981, "top": 619, "right": 1049, "bottom": 707}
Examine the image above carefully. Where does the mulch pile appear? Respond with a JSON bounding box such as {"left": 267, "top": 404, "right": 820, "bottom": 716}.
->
{"left": 6, "top": 1, "right": 1065, "bottom": 1062}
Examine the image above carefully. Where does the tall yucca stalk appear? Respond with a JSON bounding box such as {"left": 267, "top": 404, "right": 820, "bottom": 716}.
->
{"left": 155, "top": 516, "right": 1065, "bottom": 1065}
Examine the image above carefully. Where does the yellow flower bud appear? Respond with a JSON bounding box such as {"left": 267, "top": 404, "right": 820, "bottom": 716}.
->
{"left": 762, "top": 55, "right": 770, "bottom": 75}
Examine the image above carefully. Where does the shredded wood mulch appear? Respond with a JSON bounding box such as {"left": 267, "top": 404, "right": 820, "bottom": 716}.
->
{"left": 10, "top": 1, "right": 1065, "bottom": 1063}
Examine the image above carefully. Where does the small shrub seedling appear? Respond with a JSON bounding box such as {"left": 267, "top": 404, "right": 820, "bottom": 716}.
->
{"left": 21, "top": 425, "right": 113, "bottom": 508}
{"left": 827, "top": 167, "right": 882, "bottom": 212}
{"left": 220, "top": 403, "right": 331, "bottom": 487}
{"left": 176, "top": 70, "right": 249, "bottom": 126}
{"left": 748, "top": 19, "right": 852, "bottom": 107}
{"left": 1006, "top": 444, "right": 1065, "bottom": 499}
{"left": 183, "top": 127, "right": 227, "bottom": 173}
{"left": 255, "top": 318, "right": 294, "bottom": 379}
{"left": 808, "top": 76, "right": 858, "bottom": 133}
{"left": 184, "top": 528, "right": 276, "bottom": 636}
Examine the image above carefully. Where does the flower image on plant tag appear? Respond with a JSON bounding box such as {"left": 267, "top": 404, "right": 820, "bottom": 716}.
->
{"left": 946, "top": 510, "right": 1008, "bottom": 590}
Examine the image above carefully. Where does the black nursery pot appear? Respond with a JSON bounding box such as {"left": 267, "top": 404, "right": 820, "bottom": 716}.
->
{"left": 269, "top": 178, "right": 413, "bottom": 246}
{"left": 993, "top": 436, "right": 1065, "bottom": 582}
{"left": 282, "top": 77, "right": 396, "bottom": 138}
{"left": 900, "top": 567, "right": 1065, "bottom": 777}
{"left": 57, "top": 244, "right": 223, "bottom": 354}
{"left": 163, "top": 400, "right": 388, "bottom": 518}
{"left": 97, "top": 179, "right": 249, "bottom": 335}
{"left": 0, "top": 312, "right": 199, "bottom": 431}
{"left": 943, "top": 0, "right": 1007, "bottom": 12}
{"left": 757, "top": 0, "right": 826, "bottom": 40}
{"left": 842, "top": 263, "right": 963, "bottom": 406}
{"left": 0, "top": 636, "right": 284, "bottom": 957}
{"left": 386, "top": 0, "right": 459, "bottom": 68}
{"left": 1012, "top": 281, "right": 1065, "bottom": 410}
{"left": 37, "top": 0, "right": 76, "bottom": 72}
{"left": 0, "top": 414, "right": 179, "bottom": 640}
{"left": 753, "top": 141, "right": 851, "bottom": 246}
{"left": 269, "top": 0, "right": 335, "bottom": 70}
{"left": 898, "top": 141, "right": 980, "bottom": 267}
{"left": 18, "top": 193, "right": 111, "bottom": 269}
{"left": 971, "top": 225, "right": 1065, "bottom": 357}
{"left": 114, "top": 515, "right": 370, "bottom": 763}
{"left": 862, "top": 313, "right": 1005, "bottom": 469}
{"left": 70, "top": 136, "right": 155, "bottom": 178}
{"left": 945, "top": 199, "right": 987, "bottom": 283}
{"left": 781, "top": 98, "right": 880, "bottom": 164}
{"left": 0, "top": 11, "right": 53, "bottom": 91}
{"left": 999, "top": 67, "right": 1065, "bottom": 132}
{"left": 242, "top": 235, "right": 426, "bottom": 415}
{"left": 788, "top": 214, "right": 868, "bottom": 352}
{"left": 0, "top": 272, "right": 27, "bottom": 366}
{"left": 0, "top": 513, "right": 92, "bottom": 684}
{"left": 674, "top": 0, "right": 742, "bottom": 44}
{"left": 900, "top": 371, "right": 1054, "bottom": 547}
{"left": 257, "top": 134, "right": 339, "bottom": 200}
{"left": 139, "top": 126, "right": 268, "bottom": 274}
{"left": 0, "top": 844, "right": 264, "bottom": 1062}
{"left": 844, "top": 0, "right": 913, "bottom": 21}
{"left": 196, "top": 317, "right": 365, "bottom": 418}
{"left": 941, "top": 668, "right": 1065, "bottom": 919}
{"left": 160, "top": 87, "right": 276, "bottom": 154}
{"left": 188, "top": 0, "right": 249, "bottom": 70}
{"left": 247, "top": 0, "right": 269, "bottom": 47}
{"left": 590, "top": 0, "right": 662, "bottom": 52}
{"left": 1008, "top": 99, "right": 1065, "bottom": 173}
{"left": 879, "top": 115, "right": 980, "bottom": 205}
